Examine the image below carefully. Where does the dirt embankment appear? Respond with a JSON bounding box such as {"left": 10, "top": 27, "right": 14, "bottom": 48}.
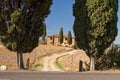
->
{"left": 40, "top": 49, "right": 90, "bottom": 72}
{"left": 0, "top": 45, "right": 72, "bottom": 71}
{"left": 59, "top": 50, "right": 90, "bottom": 72}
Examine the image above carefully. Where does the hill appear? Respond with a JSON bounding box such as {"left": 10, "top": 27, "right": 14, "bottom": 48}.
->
{"left": 0, "top": 45, "right": 72, "bottom": 70}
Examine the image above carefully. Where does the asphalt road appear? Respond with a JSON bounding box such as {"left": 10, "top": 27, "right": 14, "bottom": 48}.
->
{"left": 0, "top": 71, "right": 120, "bottom": 80}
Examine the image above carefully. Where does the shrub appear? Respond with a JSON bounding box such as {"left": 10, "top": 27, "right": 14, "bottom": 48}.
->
{"left": 96, "top": 47, "right": 120, "bottom": 70}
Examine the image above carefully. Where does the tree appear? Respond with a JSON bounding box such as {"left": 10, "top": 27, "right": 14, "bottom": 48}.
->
{"left": 73, "top": 0, "right": 118, "bottom": 71}
{"left": 0, "top": 0, "right": 52, "bottom": 69}
{"left": 52, "top": 35, "right": 54, "bottom": 45}
{"left": 42, "top": 23, "right": 46, "bottom": 44}
{"left": 67, "top": 31, "right": 72, "bottom": 45}
{"left": 58, "top": 27, "right": 63, "bottom": 44}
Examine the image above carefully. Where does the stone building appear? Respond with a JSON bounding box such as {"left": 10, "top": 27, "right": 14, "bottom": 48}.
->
{"left": 47, "top": 34, "right": 75, "bottom": 47}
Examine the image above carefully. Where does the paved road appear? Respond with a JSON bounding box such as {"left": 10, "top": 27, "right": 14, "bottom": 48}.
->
{"left": 0, "top": 71, "right": 120, "bottom": 80}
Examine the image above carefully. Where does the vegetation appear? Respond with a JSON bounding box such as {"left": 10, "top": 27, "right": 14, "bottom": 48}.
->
{"left": 58, "top": 27, "right": 63, "bottom": 44}
{"left": 73, "top": 0, "right": 118, "bottom": 71}
{"left": 34, "top": 59, "right": 44, "bottom": 70}
{"left": 96, "top": 45, "right": 120, "bottom": 70}
{"left": 67, "top": 31, "right": 72, "bottom": 45}
{"left": 55, "top": 59, "right": 64, "bottom": 70}
{"left": 52, "top": 35, "right": 55, "bottom": 45}
{"left": 0, "top": 0, "right": 52, "bottom": 69}
{"left": 42, "top": 23, "right": 47, "bottom": 44}
{"left": 34, "top": 64, "right": 41, "bottom": 70}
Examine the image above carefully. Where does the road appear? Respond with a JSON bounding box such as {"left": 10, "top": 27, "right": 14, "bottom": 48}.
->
{"left": 41, "top": 50, "right": 79, "bottom": 71}
{"left": 0, "top": 71, "right": 120, "bottom": 80}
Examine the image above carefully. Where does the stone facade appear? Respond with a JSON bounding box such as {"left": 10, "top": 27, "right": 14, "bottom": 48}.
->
{"left": 47, "top": 34, "right": 75, "bottom": 47}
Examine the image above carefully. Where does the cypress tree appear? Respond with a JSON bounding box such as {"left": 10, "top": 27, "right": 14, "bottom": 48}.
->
{"left": 59, "top": 27, "right": 63, "bottom": 44}
{"left": 67, "top": 31, "right": 72, "bottom": 45}
{"left": 73, "top": 0, "right": 118, "bottom": 71}
{"left": 42, "top": 23, "right": 46, "bottom": 44}
{"left": 52, "top": 35, "right": 54, "bottom": 45}
{"left": 0, "top": 0, "right": 52, "bottom": 69}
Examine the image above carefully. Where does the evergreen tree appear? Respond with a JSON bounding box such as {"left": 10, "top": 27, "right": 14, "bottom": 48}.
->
{"left": 0, "top": 0, "right": 52, "bottom": 69}
{"left": 42, "top": 23, "right": 46, "bottom": 44}
{"left": 67, "top": 31, "right": 72, "bottom": 45}
{"left": 59, "top": 27, "right": 63, "bottom": 44}
{"left": 73, "top": 0, "right": 118, "bottom": 71}
{"left": 52, "top": 35, "right": 54, "bottom": 45}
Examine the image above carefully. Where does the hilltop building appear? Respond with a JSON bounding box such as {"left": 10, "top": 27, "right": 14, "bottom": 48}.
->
{"left": 47, "top": 34, "right": 75, "bottom": 47}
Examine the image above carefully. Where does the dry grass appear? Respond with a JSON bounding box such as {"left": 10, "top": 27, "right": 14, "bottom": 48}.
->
{"left": 0, "top": 45, "right": 70, "bottom": 71}
{"left": 59, "top": 50, "right": 90, "bottom": 72}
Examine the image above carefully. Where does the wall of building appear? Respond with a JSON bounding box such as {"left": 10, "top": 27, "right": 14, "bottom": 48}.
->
{"left": 47, "top": 35, "right": 75, "bottom": 47}
{"left": 47, "top": 37, "right": 53, "bottom": 45}
{"left": 54, "top": 37, "right": 60, "bottom": 46}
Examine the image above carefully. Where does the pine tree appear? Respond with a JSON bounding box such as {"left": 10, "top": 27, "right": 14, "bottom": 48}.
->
{"left": 73, "top": 0, "right": 118, "bottom": 71}
{"left": 67, "top": 31, "right": 72, "bottom": 45}
{"left": 0, "top": 0, "right": 52, "bottom": 69}
{"left": 59, "top": 27, "right": 63, "bottom": 44}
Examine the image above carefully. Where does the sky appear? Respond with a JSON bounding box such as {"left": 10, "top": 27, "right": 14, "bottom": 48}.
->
{"left": 45, "top": 0, "right": 120, "bottom": 44}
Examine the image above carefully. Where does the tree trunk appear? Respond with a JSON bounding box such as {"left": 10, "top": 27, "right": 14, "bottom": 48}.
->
{"left": 17, "top": 52, "right": 24, "bottom": 69}
{"left": 17, "top": 53, "right": 19, "bottom": 68}
{"left": 90, "top": 55, "right": 95, "bottom": 71}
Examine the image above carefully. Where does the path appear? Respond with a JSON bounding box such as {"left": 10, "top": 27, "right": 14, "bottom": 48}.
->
{"left": 41, "top": 50, "right": 79, "bottom": 72}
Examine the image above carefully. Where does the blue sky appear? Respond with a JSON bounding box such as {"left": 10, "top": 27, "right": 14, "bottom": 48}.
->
{"left": 45, "top": 0, "right": 120, "bottom": 44}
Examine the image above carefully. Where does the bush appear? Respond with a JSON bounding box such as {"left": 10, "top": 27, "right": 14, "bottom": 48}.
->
{"left": 96, "top": 47, "right": 120, "bottom": 70}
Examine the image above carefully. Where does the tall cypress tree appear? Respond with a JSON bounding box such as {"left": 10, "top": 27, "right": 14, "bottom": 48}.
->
{"left": 73, "top": 0, "right": 118, "bottom": 71}
{"left": 67, "top": 31, "right": 72, "bottom": 45}
{"left": 42, "top": 23, "right": 46, "bottom": 44}
{"left": 59, "top": 27, "right": 63, "bottom": 44}
{"left": 0, "top": 0, "right": 52, "bottom": 69}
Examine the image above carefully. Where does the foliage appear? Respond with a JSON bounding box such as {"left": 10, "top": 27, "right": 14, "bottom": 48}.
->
{"left": 0, "top": 0, "right": 52, "bottom": 69}
{"left": 34, "top": 59, "right": 43, "bottom": 70}
{"left": 73, "top": 0, "right": 118, "bottom": 70}
{"left": 73, "top": 0, "right": 88, "bottom": 52}
{"left": 34, "top": 64, "right": 40, "bottom": 68}
{"left": 52, "top": 35, "right": 54, "bottom": 45}
{"left": 55, "top": 59, "right": 64, "bottom": 70}
{"left": 73, "top": 0, "right": 118, "bottom": 58}
{"left": 0, "top": 0, "right": 52, "bottom": 53}
{"left": 58, "top": 27, "right": 63, "bottom": 44}
{"left": 42, "top": 23, "right": 47, "bottom": 44}
{"left": 67, "top": 31, "right": 72, "bottom": 45}
{"left": 96, "top": 47, "right": 120, "bottom": 70}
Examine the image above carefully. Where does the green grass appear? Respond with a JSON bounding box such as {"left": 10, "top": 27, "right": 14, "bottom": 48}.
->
{"left": 55, "top": 59, "right": 64, "bottom": 70}
{"left": 34, "top": 59, "right": 44, "bottom": 70}
{"left": 34, "top": 63, "right": 42, "bottom": 69}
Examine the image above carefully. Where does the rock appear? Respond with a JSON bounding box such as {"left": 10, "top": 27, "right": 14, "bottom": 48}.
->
{"left": 0, "top": 65, "right": 7, "bottom": 71}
